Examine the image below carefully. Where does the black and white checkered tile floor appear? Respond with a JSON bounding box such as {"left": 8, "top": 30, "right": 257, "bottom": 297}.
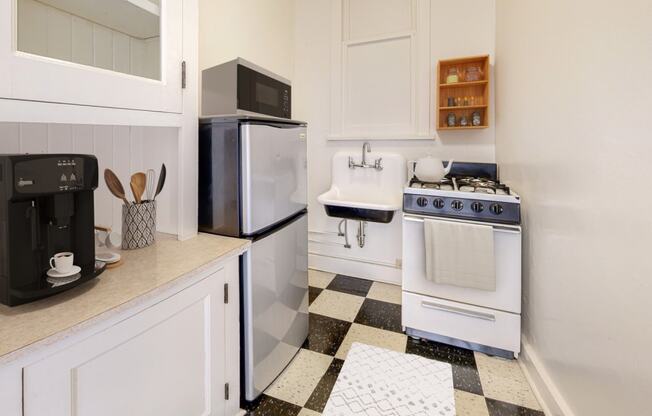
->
{"left": 243, "top": 270, "right": 545, "bottom": 416}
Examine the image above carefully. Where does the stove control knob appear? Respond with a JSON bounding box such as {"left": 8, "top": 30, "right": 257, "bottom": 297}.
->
{"left": 471, "top": 202, "right": 484, "bottom": 212}
{"left": 416, "top": 197, "right": 428, "bottom": 207}
{"left": 433, "top": 198, "right": 445, "bottom": 209}
{"left": 490, "top": 203, "right": 504, "bottom": 215}
{"left": 451, "top": 200, "right": 464, "bottom": 211}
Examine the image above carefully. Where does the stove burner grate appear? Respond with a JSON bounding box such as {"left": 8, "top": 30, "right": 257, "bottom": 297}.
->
{"left": 409, "top": 176, "right": 511, "bottom": 195}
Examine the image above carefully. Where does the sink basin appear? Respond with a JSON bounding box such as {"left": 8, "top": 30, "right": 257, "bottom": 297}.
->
{"left": 318, "top": 151, "right": 406, "bottom": 223}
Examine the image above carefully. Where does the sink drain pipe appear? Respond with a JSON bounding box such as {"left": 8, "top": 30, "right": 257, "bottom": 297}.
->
{"left": 337, "top": 219, "right": 352, "bottom": 248}
{"left": 338, "top": 219, "right": 367, "bottom": 248}
{"left": 356, "top": 221, "right": 367, "bottom": 248}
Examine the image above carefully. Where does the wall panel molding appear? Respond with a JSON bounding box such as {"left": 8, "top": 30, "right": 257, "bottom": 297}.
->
{"left": 329, "top": 0, "right": 431, "bottom": 140}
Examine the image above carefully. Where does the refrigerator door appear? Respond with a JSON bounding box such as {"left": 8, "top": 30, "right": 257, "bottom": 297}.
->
{"left": 242, "top": 213, "right": 308, "bottom": 401}
{"left": 240, "top": 122, "right": 307, "bottom": 235}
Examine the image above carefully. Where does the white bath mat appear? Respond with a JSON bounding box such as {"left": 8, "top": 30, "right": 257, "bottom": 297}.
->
{"left": 323, "top": 342, "right": 455, "bottom": 416}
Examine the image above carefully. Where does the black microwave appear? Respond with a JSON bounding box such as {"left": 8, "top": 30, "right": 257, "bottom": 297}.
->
{"left": 202, "top": 58, "right": 291, "bottom": 119}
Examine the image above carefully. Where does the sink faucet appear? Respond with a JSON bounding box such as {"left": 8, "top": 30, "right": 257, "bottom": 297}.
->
{"left": 349, "top": 142, "right": 383, "bottom": 170}
{"left": 362, "top": 142, "right": 371, "bottom": 165}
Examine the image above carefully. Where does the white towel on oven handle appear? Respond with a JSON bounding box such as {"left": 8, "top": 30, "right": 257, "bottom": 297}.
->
{"left": 424, "top": 218, "right": 496, "bottom": 291}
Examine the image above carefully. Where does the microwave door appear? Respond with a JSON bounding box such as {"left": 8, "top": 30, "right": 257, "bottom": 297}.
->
{"left": 240, "top": 123, "right": 307, "bottom": 235}
{"left": 237, "top": 64, "right": 291, "bottom": 119}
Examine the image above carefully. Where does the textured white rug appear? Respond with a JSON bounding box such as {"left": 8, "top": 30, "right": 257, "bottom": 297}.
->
{"left": 323, "top": 342, "right": 455, "bottom": 416}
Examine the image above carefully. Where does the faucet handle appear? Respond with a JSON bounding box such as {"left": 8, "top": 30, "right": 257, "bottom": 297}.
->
{"left": 374, "top": 157, "right": 383, "bottom": 170}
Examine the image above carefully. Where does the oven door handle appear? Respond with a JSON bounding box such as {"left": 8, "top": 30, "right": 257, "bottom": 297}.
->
{"left": 421, "top": 300, "right": 496, "bottom": 322}
{"left": 403, "top": 215, "right": 520, "bottom": 234}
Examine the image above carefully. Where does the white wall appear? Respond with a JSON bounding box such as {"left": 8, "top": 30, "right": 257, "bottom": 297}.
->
{"left": 495, "top": 1, "right": 652, "bottom": 415}
{"left": 295, "top": 0, "right": 496, "bottom": 283}
{"left": 199, "top": 0, "right": 295, "bottom": 79}
{"left": 0, "top": 123, "right": 179, "bottom": 236}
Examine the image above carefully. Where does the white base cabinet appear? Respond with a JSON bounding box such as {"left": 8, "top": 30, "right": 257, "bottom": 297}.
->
{"left": 2, "top": 256, "right": 241, "bottom": 416}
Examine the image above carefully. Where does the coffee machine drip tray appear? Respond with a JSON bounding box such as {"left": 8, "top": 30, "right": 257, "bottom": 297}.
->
{"left": 10, "top": 262, "right": 106, "bottom": 303}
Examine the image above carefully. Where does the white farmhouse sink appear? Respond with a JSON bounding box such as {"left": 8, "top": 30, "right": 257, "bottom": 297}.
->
{"left": 318, "top": 150, "right": 406, "bottom": 223}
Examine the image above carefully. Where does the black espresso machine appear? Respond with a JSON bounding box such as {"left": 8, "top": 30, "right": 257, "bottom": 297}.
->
{"left": 0, "top": 154, "right": 104, "bottom": 306}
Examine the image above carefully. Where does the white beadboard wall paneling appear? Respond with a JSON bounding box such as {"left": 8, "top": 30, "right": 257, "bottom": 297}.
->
{"left": 0, "top": 124, "right": 21, "bottom": 153}
{"left": 17, "top": 0, "right": 48, "bottom": 57}
{"left": 93, "top": 24, "right": 114, "bottom": 71}
{"left": 129, "top": 127, "right": 145, "bottom": 173}
{"left": 93, "top": 125, "right": 114, "bottom": 229}
{"left": 46, "top": 6, "right": 72, "bottom": 62}
{"left": 142, "top": 127, "right": 178, "bottom": 235}
{"left": 0, "top": 123, "right": 179, "bottom": 236}
{"left": 19, "top": 123, "right": 48, "bottom": 153}
{"left": 47, "top": 124, "right": 73, "bottom": 152}
{"left": 71, "top": 16, "right": 94, "bottom": 66}
{"left": 112, "top": 126, "right": 131, "bottom": 231}
{"left": 113, "top": 32, "right": 131, "bottom": 74}
{"left": 16, "top": 0, "right": 161, "bottom": 80}
{"left": 71, "top": 125, "right": 94, "bottom": 153}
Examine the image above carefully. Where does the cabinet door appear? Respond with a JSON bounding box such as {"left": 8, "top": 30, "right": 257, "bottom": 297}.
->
{"left": 0, "top": 0, "right": 182, "bottom": 113}
{"left": 23, "top": 268, "right": 227, "bottom": 416}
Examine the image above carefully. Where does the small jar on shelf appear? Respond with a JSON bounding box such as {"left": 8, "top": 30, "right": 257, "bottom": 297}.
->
{"left": 446, "top": 67, "right": 460, "bottom": 84}
{"left": 465, "top": 65, "right": 484, "bottom": 82}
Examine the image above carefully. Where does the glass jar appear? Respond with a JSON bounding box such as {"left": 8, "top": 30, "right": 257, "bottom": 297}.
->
{"left": 465, "top": 65, "right": 483, "bottom": 82}
{"left": 446, "top": 113, "right": 457, "bottom": 127}
{"left": 446, "top": 67, "right": 460, "bottom": 84}
{"left": 472, "top": 111, "right": 482, "bottom": 126}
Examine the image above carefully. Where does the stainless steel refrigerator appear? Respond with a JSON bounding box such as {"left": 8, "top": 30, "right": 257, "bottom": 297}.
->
{"left": 198, "top": 115, "right": 308, "bottom": 402}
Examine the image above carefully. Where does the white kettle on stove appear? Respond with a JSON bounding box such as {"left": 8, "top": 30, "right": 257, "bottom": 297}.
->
{"left": 411, "top": 156, "right": 454, "bottom": 182}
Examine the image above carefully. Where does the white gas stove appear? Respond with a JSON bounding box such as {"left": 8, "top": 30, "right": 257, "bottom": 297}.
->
{"left": 401, "top": 162, "right": 522, "bottom": 359}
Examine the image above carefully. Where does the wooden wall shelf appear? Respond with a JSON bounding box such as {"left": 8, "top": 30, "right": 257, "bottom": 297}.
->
{"left": 437, "top": 55, "right": 490, "bottom": 131}
{"left": 439, "top": 80, "right": 488, "bottom": 89}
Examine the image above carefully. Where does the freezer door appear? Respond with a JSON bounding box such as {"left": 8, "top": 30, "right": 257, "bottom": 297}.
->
{"left": 242, "top": 213, "right": 309, "bottom": 401}
{"left": 240, "top": 123, "right": 307, "bottom": 235}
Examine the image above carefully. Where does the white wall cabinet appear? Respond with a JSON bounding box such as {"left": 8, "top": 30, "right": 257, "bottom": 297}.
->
{"left": 9, "top": 257, "right": 241, "bottom": 416}
{"left": 330, "top": 0, "right": 431, "bottom": 140}
{"left": 0, "top": 0, "right": 183, "bottom": 113}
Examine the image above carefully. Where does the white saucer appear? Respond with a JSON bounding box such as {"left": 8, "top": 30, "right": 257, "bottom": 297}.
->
{"left": 47, "top": 274, "right": 81, "bottom": 287}
{"left": 96, "top": 251, "right": 121, "bottom": 264}
{"left": 46, "top": 265, "right": 81, "bottom": 278}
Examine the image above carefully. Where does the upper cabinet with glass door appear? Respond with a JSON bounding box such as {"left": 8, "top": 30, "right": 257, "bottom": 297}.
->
{"left": 0, "top": 0, "right": 182, "bottom": 113}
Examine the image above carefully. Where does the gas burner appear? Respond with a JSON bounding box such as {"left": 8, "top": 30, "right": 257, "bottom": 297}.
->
{"left": 455, "top": 177, "right": 511, "bottom": 195}
{"left": 409, "top": 178, "right": 454, "bottom": 191}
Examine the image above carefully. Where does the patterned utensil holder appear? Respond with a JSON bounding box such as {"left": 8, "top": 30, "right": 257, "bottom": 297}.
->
{"left": 122, "top": 201, "right": 156, "bottom": 249}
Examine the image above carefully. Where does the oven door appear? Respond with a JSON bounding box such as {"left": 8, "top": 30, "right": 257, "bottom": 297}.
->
{"left": 402, "top": 214, "right": 521, "bottom": 314}
{"left": 237, "top": 64, "right": 291, "bottom": 119}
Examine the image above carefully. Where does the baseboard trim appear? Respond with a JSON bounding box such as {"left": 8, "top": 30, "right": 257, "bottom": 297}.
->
{"left": 518, "top": 338, "right": 575, "bottom": 416}
{"left": 309, "top": 252, "right": 401, "bottom": 284}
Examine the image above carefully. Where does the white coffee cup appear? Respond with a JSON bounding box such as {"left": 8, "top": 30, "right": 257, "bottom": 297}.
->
{"left": 49, "top": 252, "right": 74, "bottom": 273}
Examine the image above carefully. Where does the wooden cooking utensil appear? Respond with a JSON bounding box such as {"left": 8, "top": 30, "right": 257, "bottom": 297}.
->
{"left": 104, "top": 169, "right": 129, "bottom": 206}
{"left": 130, "top": 172, "right": 147, "bottom": 204}
{"left": 154, "top": 163, "right": 166, "bottom": 200}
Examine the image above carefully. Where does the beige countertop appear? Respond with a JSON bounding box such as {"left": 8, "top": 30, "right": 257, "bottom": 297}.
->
{"left": 0, "top": 233, "right": 249, "bottom": 362}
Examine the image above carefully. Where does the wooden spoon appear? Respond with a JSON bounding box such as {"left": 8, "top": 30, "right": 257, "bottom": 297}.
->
{"left": 130, "top": 172, "right": 147, "bottom": 204}
{"left": 104, "top": 169, "right": 129, "bottom": 206}
{"left": 154, "top": 163, "right": 166, "bottom": 200}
